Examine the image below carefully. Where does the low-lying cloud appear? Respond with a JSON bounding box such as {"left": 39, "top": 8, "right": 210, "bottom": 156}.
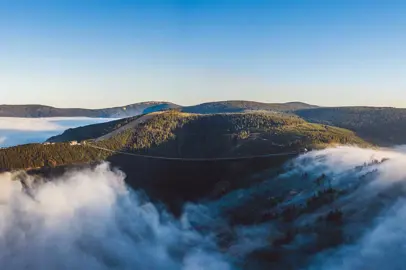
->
{"left": 0, "top": 163, "right": 231, "bottom": 270}
{"left": 0, "top": 117, "right": 112, "bottom": 147}
{"left": 291, "top": 146, "right": 406, "bottom": 270}
{"left": 3, "top": 146, "right": 406, "bottom": 269}
{"left": 191, "top": 146, "right": 406, "bottom": 269}
{"left": 0, "top": 117, "right": 68, "bottom": 131}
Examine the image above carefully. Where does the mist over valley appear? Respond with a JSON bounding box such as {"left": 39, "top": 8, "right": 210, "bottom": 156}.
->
{"left": 2, "top": 146, "right": 406, "bottom": 269}
{"left": 0, "top": 117, "right": 113, "bottom": 148}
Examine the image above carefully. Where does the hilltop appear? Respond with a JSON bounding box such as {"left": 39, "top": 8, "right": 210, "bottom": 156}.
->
{"left": 0, "top": 111, "right": 369, "bottom": 171}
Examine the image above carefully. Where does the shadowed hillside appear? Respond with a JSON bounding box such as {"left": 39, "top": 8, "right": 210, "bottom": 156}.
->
{"left": 47, "top": 116, "right": 142, "bottom": 143}
{"left": 295, "top": 107, "right": 406, "bottom": 145}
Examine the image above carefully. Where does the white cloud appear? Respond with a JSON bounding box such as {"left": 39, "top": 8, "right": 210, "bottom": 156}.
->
{"left": 0, "top": 163, "right": 231, "bottom": 270}
{"left": 0, "top": 117, "right": 110, "bottom": 131}
{"left": 0, "top": 117, "right": 62, "bottom": 131}
{"left": 0, "top": 117, "right": 112, "bottom": 147}
{"left": 294, "top": 146, "right": 406, "bottom": 269}
{"left": 2, "top": 145, "right": 406, "bottom": 269}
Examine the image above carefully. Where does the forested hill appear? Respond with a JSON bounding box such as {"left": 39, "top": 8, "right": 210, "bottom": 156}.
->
{"left": 0, "top": 111, "right": 368, "bottom": 171}
{"left": 295, "top": 107, "right": 406, "bottom": 145}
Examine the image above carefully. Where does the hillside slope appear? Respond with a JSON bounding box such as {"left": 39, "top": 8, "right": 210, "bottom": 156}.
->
{"left": 47, "top": 116, "right": 142, "bottom": 143}
{"left": 295, "top": 107, "right": 406, "bottom": 145}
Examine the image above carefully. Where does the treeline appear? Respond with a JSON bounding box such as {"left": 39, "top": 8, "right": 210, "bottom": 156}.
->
{"left": 0, "top": 143, "right": 110, "bottom": 171}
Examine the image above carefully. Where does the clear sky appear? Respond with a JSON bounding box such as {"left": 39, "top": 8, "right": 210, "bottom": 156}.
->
{"left": 1, "top": 0, "right": 406, "bottom": 108}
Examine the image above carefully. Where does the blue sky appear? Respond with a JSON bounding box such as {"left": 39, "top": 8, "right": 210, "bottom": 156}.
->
{"left": 1, "top": 0, "right": 406, "bottom": 108}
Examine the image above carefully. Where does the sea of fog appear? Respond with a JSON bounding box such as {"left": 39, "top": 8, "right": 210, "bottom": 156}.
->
{"left": 2, "top": 146, "right": 406, "bottom": 269}
{"left": 0, "top": 117, "right": 114, "bottom": 147}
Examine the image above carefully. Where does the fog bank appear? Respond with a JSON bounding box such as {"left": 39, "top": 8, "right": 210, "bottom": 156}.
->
{"left": 0, "top": 163, "right": 231, "bottom": 270}
{"left": 2, "top": 146, "right": 406, "bottom": 269}
{"left": 0, "top": 117, "right": 112, "bottom": 147}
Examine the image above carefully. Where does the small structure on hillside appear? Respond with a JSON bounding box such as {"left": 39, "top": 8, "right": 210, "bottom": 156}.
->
{"left": 43, "top": 142, "right": 56, "bottom": 145}
{"left": 69, "top": 141, "right": 79, "bottom": 146}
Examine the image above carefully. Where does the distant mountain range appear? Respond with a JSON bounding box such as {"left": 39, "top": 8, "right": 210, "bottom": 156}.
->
{"left": 0, "top": 101, "right": 317, "bottom": 118}
{"left": 3, "top": 100, "right": 406, "bottom": 146}
{"left": 0, "top": 102, "right": 179, "bottom": 118}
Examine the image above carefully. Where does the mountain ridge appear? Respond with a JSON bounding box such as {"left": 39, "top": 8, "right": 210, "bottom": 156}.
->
{"left": 0, "top": 102, "right": 180, "bottom": 118}
{"left": 0, "top": 101, "right": 317, "bottom": 118}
